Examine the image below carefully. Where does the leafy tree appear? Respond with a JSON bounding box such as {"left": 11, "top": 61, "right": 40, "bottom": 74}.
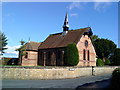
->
{"left": 104, "top": 58, "right": 111, "bottom": 65}
{"left": 96, "top": 58, "right": 104, "bottom": 66}
{"left": 20, "top": 39, "right": 25, "bottom": 45}
{"left": 91, "top": 35, "right": 99, "bottom": 42}
{"left": 16, "top": 40, "right": 26, "bottom": 65}
{"left": 0, "top": 32, "right": 8, "bottom": 55}
{"left": 64, "top": 43, "right": 79, "bottom": 66}
{"left": 111, "top": 48, "right": 120, "bottom": 66}
{"left": 19, "top": 39, "right": 26, "bottom": 57}
{"left": 94, "top": 38, "right": 116, "bottom": 61}
{"left": 109, "top": 68, "right": 120, "bottom": 88}
{"left": 91, "top": 35, "right": 99, "bottom": 48}
{"left": 17, "top": 46, "right": 26, "bottom": 65}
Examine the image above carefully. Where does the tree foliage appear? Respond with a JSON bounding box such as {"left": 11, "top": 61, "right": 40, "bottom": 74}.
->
{"left": 94, "top": 38, "right": 116, "bottom": 60}
{"left": 109, "top": 68, "right": 120, "bottom": 88}
{"left": 91, "top": 35, "right": 99, "bottom": 42}
{"left": 96, "top": 58, "right": 104, "bottom": 66}
{"left": 104, "top": 58, "right": 111, "bottom": 65}
{"left": 111, "top": 48, "right": 120, "bottom": 66}
{"left": 20, "top": 39, "right": 25, "bottom": 45}
{"left": 64, "top": 43, "right": 79, "bottom": 66}
{"left": 16, "top": 40, "right": 26, "bottom": 65}
{"left": 0, "top": 32, "right": 8, "bottom": 55}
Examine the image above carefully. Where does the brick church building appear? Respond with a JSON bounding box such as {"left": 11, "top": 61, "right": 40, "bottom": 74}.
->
{"left": 18, "top": 13, "right": 96, "bottom": 66}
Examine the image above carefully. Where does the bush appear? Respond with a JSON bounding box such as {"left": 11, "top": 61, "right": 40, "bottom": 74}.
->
{"left": 109, "top": 68, "right": 120, "bottom": 88}
{"left": 64, "top": 43, "right": 79, "bottom": 66}
{"left": 96, "top": 58, "right": 104, "bottom": 66}
{"left": 104, "top": 58, "right": 111, "bottom": 65}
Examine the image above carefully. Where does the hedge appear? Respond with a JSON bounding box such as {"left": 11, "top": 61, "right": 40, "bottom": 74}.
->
{"left": 64, "top": 43, "right": 79, "bottom": 66}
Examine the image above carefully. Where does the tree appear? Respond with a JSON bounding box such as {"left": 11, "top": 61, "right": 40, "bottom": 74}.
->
{"left": 91, "top": 35, "right": 99, "bottom": 42}
{"left": 20, "top": 39, "right": 25, "bottom": 45}
{"left": 96, "top": 58, "right": 104, "bottom": 66}
{"left": 94, "top": 38, "right": 116, "bottom": 61}
{"left": 16, "top": 40, "right": 26, "bottom": 65}
{"left": 0, "top": 32, "right": 8, "bottom": 55}
{"left": 109, "top": 68, "right": 120, "bottom": 88}
{"left": 64, "top": 43, "right": 79, "bottom": 66}
{"left": 112, "top": 48, "right": 120, "bottom": 66}
{"left": 104, "top": 58, "right": 111, "bottom": 65}
{"left": 91, "top": 35, "right": 99, "bottom": 48}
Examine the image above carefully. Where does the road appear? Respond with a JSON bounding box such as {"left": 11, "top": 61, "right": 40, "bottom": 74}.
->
{"left": 2, "top": 74, "right": 112, "bottom": 89}
{"left": 76, "top": 79, "right": 111, "bottom": 89}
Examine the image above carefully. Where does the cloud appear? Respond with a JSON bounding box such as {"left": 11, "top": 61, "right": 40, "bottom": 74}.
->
{"left": 67, "top": 1, "right": 112, "bottom": 12}
{"left": 94, "top": 2, "right": 111, "bottom": 11}
{"left": 67, "top": 2, "right": 83, "bottom": 17}
{"left": 67, "top": 2, "right": 83, "bottom": 10}
{"left": 70, "top": 13, "right": 78, "bottom": 17}
{"left": 93, "top": 0, "right": 115, "bottom": 2}
{"left": 3, "top": 45, "right": 21, "bottom": 58}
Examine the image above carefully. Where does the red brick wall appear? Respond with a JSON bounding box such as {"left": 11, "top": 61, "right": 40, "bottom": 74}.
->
{"left": 21, "top": 51, "right": 38, "bottom": 66}
{"left": 77, "top": 35, "right": 96, "bottom": 66}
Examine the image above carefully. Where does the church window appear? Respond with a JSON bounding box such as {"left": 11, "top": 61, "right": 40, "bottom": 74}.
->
{"left": 85, "top": 40, "right": 88, "bottom": 47}
{"left": 83, "top": 49, "right": 86, "bottom": 60}
{"left": 88, "top": 50, "right": 90, "bottom": 61}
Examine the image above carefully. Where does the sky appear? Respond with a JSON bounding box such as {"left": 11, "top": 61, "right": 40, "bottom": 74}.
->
{"left": 2, "top": 1, "right": 118, "bottom": 58}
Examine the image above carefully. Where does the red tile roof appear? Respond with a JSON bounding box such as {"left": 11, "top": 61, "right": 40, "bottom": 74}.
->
{"left": 19, "top": 41, "right": 41, "bottom": 51}
{"left": 39, "top": 27, "right": 91, "bottom": 49}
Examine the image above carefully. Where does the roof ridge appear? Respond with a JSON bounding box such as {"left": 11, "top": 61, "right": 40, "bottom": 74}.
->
{"left": 48, "top": 27, "right": 90, "bottom": 37}
{"left": 69, "top": 27, "right": 90, "bottom": 32}
{"left": 50, "top": 32, "right": 62, "bottom": 36}
{"left": 28, "top": 41, "right": 41, "bottom": 43}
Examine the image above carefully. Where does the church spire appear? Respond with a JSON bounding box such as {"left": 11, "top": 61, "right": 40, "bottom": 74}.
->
{"left": 63, "top": 12, "right": 69, "bottom": 32}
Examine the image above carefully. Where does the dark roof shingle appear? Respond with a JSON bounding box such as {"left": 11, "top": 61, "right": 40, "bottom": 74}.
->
{"left": 19, "top": 41, "right": 41, "bottom": 51}
{"left": 39, "top": 27, "right": 91, "bottom": 49}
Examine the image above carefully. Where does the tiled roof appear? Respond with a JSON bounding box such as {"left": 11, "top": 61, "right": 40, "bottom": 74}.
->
{"left": 19, "top": 41, "right": 41, "bottom": 51}
{"left": 39, "top": 27, "right": 91, "bottom": 49}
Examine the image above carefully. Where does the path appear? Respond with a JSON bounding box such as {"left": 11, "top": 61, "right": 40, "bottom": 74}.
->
{"left": 2, "top": 74, "right": 112, "bottom": 89}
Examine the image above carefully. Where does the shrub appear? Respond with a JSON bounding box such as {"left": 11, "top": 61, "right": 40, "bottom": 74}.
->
{"left": 96, "top": 58, "right": 104, "bottom": 66}
{"left": 109, "top": 68, "right": 120, "bottom": 88}
{"left": 104, "top": 58, "right": 111, "bottom": 65}
{"left": 64, "top": 43, "right": 79, "bottom": 66}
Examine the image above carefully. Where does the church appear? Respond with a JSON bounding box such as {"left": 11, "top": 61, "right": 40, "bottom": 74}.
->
{"left": 18, "top": 13, "right": 96, "bottom": 66}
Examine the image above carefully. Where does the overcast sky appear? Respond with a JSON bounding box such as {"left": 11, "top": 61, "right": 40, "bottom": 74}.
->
{"left": 2, "top": 2, "right": 118, "bottom": 58}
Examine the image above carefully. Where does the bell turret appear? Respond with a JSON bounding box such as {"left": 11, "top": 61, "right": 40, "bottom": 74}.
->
{"left": 63, "top": 12, "right": 69, "bottom": 32}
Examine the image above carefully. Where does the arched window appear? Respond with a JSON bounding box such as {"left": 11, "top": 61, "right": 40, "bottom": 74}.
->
{"left": 85, "top": 40, "right": 88, "bottom": 47}
{"left": 25, "top": 52, "right": 28, "bottom": 58}
{"left": 83, "top": 49, "right": 86, "bottom": 60}
{"left": 88, "top": 50, "right": 90, "bottom": 61}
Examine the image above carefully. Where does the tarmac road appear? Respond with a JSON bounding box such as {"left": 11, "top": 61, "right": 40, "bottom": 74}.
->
{"left": 2, "top": 74, "right": 112, "bottom": 89}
